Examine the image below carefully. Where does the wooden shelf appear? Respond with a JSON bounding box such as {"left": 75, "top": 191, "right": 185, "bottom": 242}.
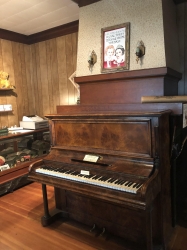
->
{"left": 0, "top": 155, "right": 46, "bottom": 185}
{"left": 0, "top": 128, "right": 48, "bottom": 140}
{"left": 0, "top": 128, "right": 50, "bottom": 189}
{"left": 0, "top": 110, "right": 12, "bottom": 113}
{"left": 0, "top": 88, "right": 14, "bottom": 91}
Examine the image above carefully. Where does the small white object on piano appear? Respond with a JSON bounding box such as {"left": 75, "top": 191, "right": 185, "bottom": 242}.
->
{"left": 83, "top": 154, "right": 99, "bottom": 163}
{"left": 80, "top": 170, "right": 90, "bottom": 175}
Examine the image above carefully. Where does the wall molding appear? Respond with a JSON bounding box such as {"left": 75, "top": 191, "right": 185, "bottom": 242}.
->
{"left": 0, "top": 28, "right": 28, "bottom": 44}
{"left": 0, "top": 20, "right": 79, "bottom": 45}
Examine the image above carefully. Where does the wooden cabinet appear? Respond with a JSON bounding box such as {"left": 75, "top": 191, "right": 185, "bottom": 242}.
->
{"left": 0, "top": 128, "right": 50, "bottom": 195}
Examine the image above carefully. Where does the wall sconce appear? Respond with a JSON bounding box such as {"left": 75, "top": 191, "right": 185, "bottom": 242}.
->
{"left": 135, "top": 41, "right": 145, "bottom": 63}
{"left": 88, "top": 50, "right": 97, "bottom": 72}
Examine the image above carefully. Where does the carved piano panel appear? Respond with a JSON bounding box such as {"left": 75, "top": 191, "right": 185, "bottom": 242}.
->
{"left": 54, "top": 118, "right": 152, "bottom": 157}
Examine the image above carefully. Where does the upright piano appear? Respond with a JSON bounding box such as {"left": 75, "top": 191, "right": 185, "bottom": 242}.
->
{"left": 28, "top": 110, "right": 172, "bottom": 250}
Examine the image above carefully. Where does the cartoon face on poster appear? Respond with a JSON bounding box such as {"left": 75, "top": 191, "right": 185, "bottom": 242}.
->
{"left": 101, "top": 23, "right": 130, "bottom": 73}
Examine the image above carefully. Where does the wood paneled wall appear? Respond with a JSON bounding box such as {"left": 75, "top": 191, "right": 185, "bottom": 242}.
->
{"left": 0, "top": 32, "right": 78, "bottom": 128}
{"left": 0, "top": 39, "right": 32, "bottom": 128}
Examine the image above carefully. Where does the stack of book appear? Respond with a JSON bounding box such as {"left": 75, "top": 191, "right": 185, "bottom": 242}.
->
{"left": 0, "top": 128, "right": 8, "bottom": 136}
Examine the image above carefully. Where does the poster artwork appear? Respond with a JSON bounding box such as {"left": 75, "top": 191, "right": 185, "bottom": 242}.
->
{"left": 104, "top": 27, "right": 126, "bottom": 69}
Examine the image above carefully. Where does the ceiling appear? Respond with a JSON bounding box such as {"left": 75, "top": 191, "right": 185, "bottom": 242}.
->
{"left": 0, "top": 0, "right": 185, "bottom": 36}
{"left": 0, "top": 0, "right": 79, "bottom": 35}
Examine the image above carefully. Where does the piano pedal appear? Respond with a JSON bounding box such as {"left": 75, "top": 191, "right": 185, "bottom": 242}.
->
{"left": 90, "top": 223, "right": 97, "bottom": 233}
{"left": 99, "top": 228, "right": 111, "bottom": 241}
{"left": 99, "top": 227, "right": 106, "bottom": 238}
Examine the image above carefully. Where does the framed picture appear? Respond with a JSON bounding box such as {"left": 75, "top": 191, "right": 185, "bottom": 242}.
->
{"left": 101, "top": 22, "right": 130, "bottom": 73}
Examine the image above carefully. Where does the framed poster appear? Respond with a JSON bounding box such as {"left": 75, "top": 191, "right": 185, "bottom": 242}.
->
{"left": 101, "top": 22, "right": 130, "bottom": 73}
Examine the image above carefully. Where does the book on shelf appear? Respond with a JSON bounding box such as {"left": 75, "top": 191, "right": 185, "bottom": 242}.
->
{"left": 0, "top": 128, "right": 8, "bottom": 135}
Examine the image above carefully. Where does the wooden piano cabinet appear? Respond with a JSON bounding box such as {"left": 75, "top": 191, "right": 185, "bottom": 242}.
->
{"left": 29, "top": 94, "right": 181, "bottom": 250}
{"left": 53, "top": 187, "right": 163, "bottom": 250}
{"left": 28, "top": 111, "right": 174, "bottom": 250}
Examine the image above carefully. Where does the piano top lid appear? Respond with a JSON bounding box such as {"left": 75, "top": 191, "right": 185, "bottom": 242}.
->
{"left": 45, "top": 109, "right": 171, "bottom": 119}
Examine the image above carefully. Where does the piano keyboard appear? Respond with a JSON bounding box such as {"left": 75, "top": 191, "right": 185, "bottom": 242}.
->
{"left": 36, "top": 166, "right": 143, "bottom": 194}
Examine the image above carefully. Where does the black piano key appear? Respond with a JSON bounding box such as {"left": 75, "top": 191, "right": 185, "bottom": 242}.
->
{"left": 98, "top": 176, "right": 104, "bottom": 180}
{"left": 105, "top": 177, "right": 112, "bottom": 182}
{"left": 82, "top": 174, "right": 89, "bottom": 178}
{"left": 53, "top": 167, "right": 61, "bottom": 171}
{"left": 92, "top": 175, "right": 101, "bottom": 180}
{"left": 132, "top": 183, "right": 138, "bottom": 188}
{"left": 87, "top": 174, "right": 95, "bottom": 179}
{"left": 55, "top": 168, "right": 62, "bottom": 172}
{"left": 78, "top": 174, "right": 84, "bottom": 177}
{"left": 115, "top": 179, "right": 124, "bottom": 184}
{"left": 69, "top": 170, "right": 76, "bottom": 174}
{"left": 112, "top": 179, "right": 119, "bottom": 184}
{"left": 133, "top": 183, "right": 141, "bottom": 188}
{"left": 59, "top": 170, "right": 66, "bottom": 173}
{"left": 119, "top": 180, "right": 128, "bottom": 185}
{"left": 83, "top": 175, "right": 91, "bottom": 178}
{"left": 71, "top": 171, "right": 79, "bottom": 175}
{"left": 124, "top": 181, "right": 131, "bottom": 186}
{"left": 105, "top": 177, "right": 113, "bottom": 182}
{"left": 65, "top": 170, "right": 72, "bottom": 174}
{"left": 136, "top": 183, "right": 142, "bottom": 189}
{"left": 119, "top": 180, "right": 127, "bottom": 185}
{"left": 100, "top": 176, "right": 108, "bottom": 181}
{"left": 113, "top": 179, "right": 119, "bottom": 184}
{"left": 127, "top": 182, "right": 133, "bottom": 187}
{"left": 108, "top": 178, "right": 116, "bottom": 183}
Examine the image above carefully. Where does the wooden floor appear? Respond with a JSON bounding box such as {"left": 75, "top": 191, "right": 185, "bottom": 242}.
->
{"left": 0, "top": 182, "right": 187, "bottom": 250}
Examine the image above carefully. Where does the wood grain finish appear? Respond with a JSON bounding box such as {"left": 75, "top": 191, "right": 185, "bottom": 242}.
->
{"left": 74, "top": 67, "right": 181, "bottom": 105}
{"left": 52, "top": 117, "right": 152, "bottom": 157}
{"left": 56, "top": 103, "right": 185, "bottom": 115}
{"left": 0, "top": 32, "right": 78, "bottom": 128}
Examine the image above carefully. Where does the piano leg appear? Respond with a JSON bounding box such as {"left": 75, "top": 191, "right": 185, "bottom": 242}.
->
{"left": 145, "top": 209, "right": 153, "bottom": 250}
{"left": 41, "top": 184, "right": 63, "bottom": 226}
{"left": 145, "top": 193, "right": 165, "bottom": 250}
{"left": 41, "top": 184, "right": 51, "bottom": 226}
